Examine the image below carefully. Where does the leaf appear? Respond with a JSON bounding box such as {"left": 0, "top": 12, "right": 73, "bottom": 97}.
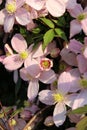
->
{"left": 52, "top": 16, "right": 66, "bottom": 27}
{"left": 39, "top": 17, "right": 55, "bottom": 28}
{"left": 55, "top": 28, "right": 68, "bottom": 41}
{"left": 42, "top": 29, "right": 55, "bottom": 50}
{"left": 76, "top": 116, "right": 87, "bottom": 130}
{"left": 32, "top": 27, "right": 41, "bottom": 34}
{"left": 68, "top": 105, "right": 87, "bottom": 115}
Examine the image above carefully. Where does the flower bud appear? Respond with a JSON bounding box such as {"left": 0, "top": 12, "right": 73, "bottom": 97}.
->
{"left": 44, "top": 116, "right": 54, "bottom": 127}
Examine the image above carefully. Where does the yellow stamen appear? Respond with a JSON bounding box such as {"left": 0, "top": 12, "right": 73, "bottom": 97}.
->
{"left": 77, "top": 14, "right": 86, "bottom": 21}
{"left": 6, "top": 2, "right": 16, "bottom": 13}
{"left": 53, "top": 93, "right": 64, "bottom": 102}
{"left": 20, "top": 51, "right": 28, "bottom": 60}
{"left": 9, "top": 119, "right": 17, "bottom": 126}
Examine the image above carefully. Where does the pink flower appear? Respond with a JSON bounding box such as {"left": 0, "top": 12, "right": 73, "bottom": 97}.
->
{"left": 20, "top": 58, "right": 56, "bottom": 101}
{"left": 39, "top": 71, "right": 77, "bottom": 127}
{"left": 68, "top": 38, "right": 87, "bottom": 73}
{"left": 3, "top": 34, "right": 33, "bottom": 70}
{"left": 0, "top": 0, "right": 30, "bottom": 32}
{"left": 68, "top": 4, "right": 87, "bottom": 38}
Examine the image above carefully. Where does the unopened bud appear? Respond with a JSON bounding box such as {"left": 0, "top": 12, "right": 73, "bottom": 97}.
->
{"left": 50, "top": 48, "right": 60, "bottom": 58}
{"left": 44, "top": 116, "right": 54, "bottom": 127}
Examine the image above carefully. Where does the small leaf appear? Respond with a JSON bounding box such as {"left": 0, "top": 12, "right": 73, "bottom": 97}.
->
{"left": 68, "top": 105, "right": 87, "bottom": 115}
{"left": 32, "top": 27, "right": 41, "bottom": 34}
{"left": 55, "top": 28, "right": 68, "bottom": 41}
{"left": 43, "top": 29, "right": 55, "bottom": 50}
{"left": 76, "top": 116, "right": 87, "bottom": 130}
{"left": 39, "top": 17, "right": 55, "bottom": 28}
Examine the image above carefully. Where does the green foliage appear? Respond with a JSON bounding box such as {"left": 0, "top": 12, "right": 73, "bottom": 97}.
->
{"left": 54, "top": 28, "right": 68, "bottom": 41}
{"left": 68, "top": 105, "right": 87, "bottom": 115}
{"left": 42, "top": 29, "right": 55, "bottom": 50}
{"left": 76, "top": 116, "right": 87, "bottom": 130}
{"left": 39, "top": 17, "right": 55, "bottom": 28}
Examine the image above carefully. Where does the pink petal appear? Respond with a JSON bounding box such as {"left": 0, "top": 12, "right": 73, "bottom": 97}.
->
{"left": 84, "top": 37, "right": 87, "bottom": 46}
{"left": 53, "top": 102, "right": 66, "bottom": 127}
{"left": 68, "top": 39, "right": 83, "bottom": 54}
{"left": 68, "top": 4, "right": 83, "bottom": 18}
{"left": 0, "top": 9, "right": 6, "bottom": 25}
{"left": 20, "top": 67, "right": 29, "bottom": 81}
{"left": 39, "top": 70, "right": 57, "bottom": 84}
{"left": 39, "top": 90, "right": 55, "bottom": 105}
{"left": 70, "top": 20, "right": 82, "bottom": 38}
{"left": 26, "top": 60, "right": 41, "bottom": 78}
{"left": 27, "top": 80, "right": 39, "bottom": 101}
{"left": 11, "top": 33, "right": 27, "bottom": 52}
{"left": 66, "top": 0, "right": 76, "bottom": 9}
{"left": 0, "top": 55, "right": 6, "bottom": 63}
{"left": 3, "top": 54, "right": 23, "bottom": 71}
{"left": 16, "top": 0, "right": 25, "bottom": 9}
{"left": 58, "top": 71, "right": 73, "bottom": 94}
{"left": 15, "top": 8, "right": 31, "bottom": 25}
{"left": 4, "top": 15, "right": 15, "bottom": 32}
{"left": 46, "top": 0, "right": 66, "bottom": 17}
{"left": 72, "top": 89, "right": 87, "bottom": 109}
{"left": 26, "top": 0, "right": 45, "bottom": 10}
{"left": 81, "top": 18, "right": 87, "bottom": 35}
{"left": 13, "top": 70, "right": 18, "bottom": 83}
{"left": 77, "top": 54, "right": 87, "bottom": 73}
{"left": 68, "top": 69, "right": 81, "bottom": 92}
{"left": 83, "top": 47, "right": 87, "bottom": 58}
{"left": 60, "top": 48, "right": 77, "bottom": 66}
{"left": 65, "top": 94, "right": 78, "bottom": 107}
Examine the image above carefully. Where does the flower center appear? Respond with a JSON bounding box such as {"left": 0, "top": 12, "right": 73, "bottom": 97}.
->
{"left": 77, "top": 14, "right": 86, "bottom": 21}
{"left": 79, "top": 78, "right": 87, "bottom": 88}
{"left": 9, "top": 119, "right": 17, "bottom": 126}
{"left": 6, "top": 2, "right": 16, "bottom": 13}
{"left": 40, "top": 58, "right": 53, "bottom": 71}
{"left": 53, "top": 93, "right": 64, "bottom": 102}
{"left": 20, "top": 51, "right": 28, "bottom": 60}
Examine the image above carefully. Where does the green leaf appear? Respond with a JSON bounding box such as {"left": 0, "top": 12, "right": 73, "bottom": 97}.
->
{"left": 39, "top": 17, "right": 55, "bottom": 28}
{"left": 52, "top": 16, "right": 66, "bottom": 27}
{"left": 55, "top": 28, "right": 68, "bottom": 41}
{"left": 68, "top": 105, "right": 87, "bottom": 115}
{"left": 32, "top": 27, "right": 41, "bottom": 34}
{"left": 76, "top": 116, "right": 87, "bottom": 130}
{"left": 43, "top": 29, "right": 55, "bottom": 50}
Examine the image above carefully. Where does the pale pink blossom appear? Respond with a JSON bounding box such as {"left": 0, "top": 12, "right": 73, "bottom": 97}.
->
{"left": 3, "top": 34, "right": 33, "bottom": 70}
{"left": 68, "top": 38, "right": 87, "bottom": 73}
{"left": 0, "top": 0, "right": 31, "bottom": 32}
{"left": 68, "top": 4, "right": 87, "bottom": 38}
{"left": 39, "top": 71, "right": 77, "bottom": 127}
{"left": 20, "top": 58, "right": 56, "bottom": 101}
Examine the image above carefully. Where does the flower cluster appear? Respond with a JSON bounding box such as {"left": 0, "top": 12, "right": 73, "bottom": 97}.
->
{"left": 0, "top": 0, "right": 87, "bottom": 130}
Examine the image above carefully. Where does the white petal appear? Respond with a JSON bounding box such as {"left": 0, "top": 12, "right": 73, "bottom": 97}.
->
{"left": 53, "top": 103, "right": 66, "bottom": 127}
{"left": 72, "top": 89, "right": 87, "bottom": 109}
{"left": 39, "top": 90, "right": 55, "bottom": 105}
{"left": 27, "top": 80, "right": 39, "bottom": 101}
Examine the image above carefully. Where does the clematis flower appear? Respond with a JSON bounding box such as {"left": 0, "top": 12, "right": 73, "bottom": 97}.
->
{"left": 39, "top": 71, "right": 77, "bottom": 127}
{"left": 20, "top": 57, "right": 57, "bottom": 101}
{"left": 26, "top": 0, "right": 76, "bottom": 17}
{"left": 0, "top": 0, "right": 31, "bottom": 32}
{"left": 3, "top": 33, "right": 35, "bottom": 71}
{"left": 72, "top": 72, "right": 87, "bottom": 109}
{"left": 68, "top": 38, "right": 87, "bottom": 73}
{"left": 68, "top": 4, "right": 87, "bottom": 38}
